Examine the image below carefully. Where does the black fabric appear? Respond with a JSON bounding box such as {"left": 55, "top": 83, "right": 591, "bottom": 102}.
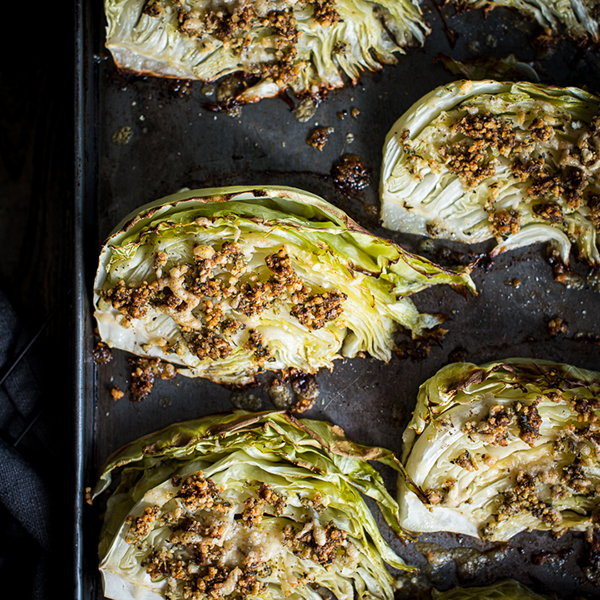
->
{"left": 0, "top": 4, "right": 74, "bottom": 598}
{"left": 0, "top": 289, "right": 59, "bottom": 600}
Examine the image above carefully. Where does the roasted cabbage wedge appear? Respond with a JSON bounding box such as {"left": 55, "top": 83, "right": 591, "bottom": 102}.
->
{"left": 104, "top": 0, "right": 428, "bottom": 105}
{"left": 452, "top": 0, "right": 600, "bottom": 45}
{"left": 380, "top": 80, "right": 600, "bottom": 267}
{"left": 93, "top": 186, "right": 474, "bottom": 385}
{"left": 398, "top": 358, "right": 600, "bottom": 542}
{"left": 431, "top": 579, "right": 550, "bottom": 600}
{"left": 92, "top": 410, "right": 412, "bottom": 600}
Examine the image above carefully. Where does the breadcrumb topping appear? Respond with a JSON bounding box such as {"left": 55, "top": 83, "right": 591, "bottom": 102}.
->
{"left": 282, "top": 520, "right": 347, "bottom": 565}
{"left": 547, "top": 317, "right": 568, "bottom": 337}
{"left": 257, "top": 483, "right": 287, "bottom": 515}
{"left": 587, "top": 193, "right": 600, "bottom": 232}
{"left": 105, "top": 280, "right": 156, "bottom": 320}
{"left": 101, "top": 242, "right": 347, "bottom": 384}
{"left": 242, "top": 497, "right": 264, "bottom": 528}
{"left": 464, "top": 404, "right": 515, "bottom": 446}
{"left": 400, "top": 101, "right": 600, "bottom": 240}
{"left": 290, "top": 291, "right": 347, "bottom": 330}
{"left": 511, "top": 157, "right": 544, "bottom": 182}
{"left": 463, "top": 398, "right": 544, "bottom": 448}
{"left": 176, "top": 472, "right": 225, "bottom": 513}
{"left": 532, "top": 201, "right": 565, "bottom": 224}
{"left": 514, "top": 399, "right": 542, "bottom": 447}
{"left": 128, "top": 357, "right": 177, "bottom": 402}
{"left": 528, "top": 118, "right": 554, "bottom": 142}
{"left": 440, "top": 140, "right": 496, "bottom": 187}
{"left": 121, "top": 470, "right": 352, "bottom": 599}
{"left": 489, "top": 209, "right": 520, "bottom": 240}
{"left": 423, "top": 480, "right": 455, "bottom": 506}
{"left": 451, "top": 449, "right": 478, "bottom": 472}
{"left": 495, "top": 471, "right": 561, "bottom": 527}
{"left": 454, "top": 113, "right": 516, "bottom": 156}
{"left": 307, "top": 126, "right": 334, "bottom": 151}
{"left": 312, "top": 0, "right": 339, "bottom": 27}
{"left": 144, "top": 0, "right": 335, "bottom": 90}
{"left": 126, "top": 507, "right": 160, "bottom": 549}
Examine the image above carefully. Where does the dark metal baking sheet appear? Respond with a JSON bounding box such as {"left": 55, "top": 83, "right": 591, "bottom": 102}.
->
{"left": 75, "top": 1, "right": 600, "bottom": 598}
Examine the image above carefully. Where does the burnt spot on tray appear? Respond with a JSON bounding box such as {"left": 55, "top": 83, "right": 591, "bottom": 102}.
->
{"left": 546, "top": 246, "right": 586, "bottom": 290}
{"left": 331, "top": 154, "right": 371, "bottom": 194}
{"left": 289, "top": 369, "right": 320, "bottom": 412}
{"left": 93, "top": 341, "right": 113, "bottom": 364}
{"left": 228, "top": 369, "right": 319, "bottom": 414}
{"left": 447, "top": 346, "right": 468, "bottom": 364}
{"left": 574, "top": 331, "right": 600, "bottom": 346}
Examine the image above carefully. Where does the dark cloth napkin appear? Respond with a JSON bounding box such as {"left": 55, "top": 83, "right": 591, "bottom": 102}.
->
{"left": 0, "top": 288, "right": 63, "bottom": 600}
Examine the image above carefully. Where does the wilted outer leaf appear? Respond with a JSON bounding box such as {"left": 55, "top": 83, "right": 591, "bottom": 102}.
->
{"left": 93, "top": 186, "right": 474, "bottom": 385}
{"left": 104, "top": 0, "right": 428, "bottom": 105}
{"left": 434, "top": 53, "right": 540, "bottom": 82}
{"left": 94, "top": 411, "right": 412, "bottom": 600}
{"left": 381, "top": 80, "right": 600, "bottom": 266}
{"left": 451, "top": 0, "right": 600, "bottom": 44}
{"left": 398, "top": 358, "right": 600, "bottom": 542}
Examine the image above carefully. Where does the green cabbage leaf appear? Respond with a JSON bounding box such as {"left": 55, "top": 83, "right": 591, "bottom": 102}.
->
{"left": 93, "top": 410, "right": 412, "bottom": 600}
{"left": 380, "top": 80, "right": 600, "bottom": 267}
{"left": 104, "top": 0, "right": 428, "bottom": 105}
{"left": 398, "top": 358, "right": 600, "bottom": 542}
{"left": 93, "top": 186, "right": 474, "bottom": 385}
{"left": 452, "top": 0, "right": 600, "bottom": 44}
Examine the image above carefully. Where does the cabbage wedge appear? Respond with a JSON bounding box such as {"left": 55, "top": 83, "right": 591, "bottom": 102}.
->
{"left": 104, "top": 0, "right": 428, "bottom": 105}
{"left": 398, "top": 358, "right": 600, "bottom": 542}
{"left": 93, "top": 410, "right": 412, "bottom": 600}
{"left": 93, "top": 186, "right": 475, "bottom": 385}
{"left": 452, "top": 0, "right": 600, "bottom": 44}
{"left": 380, "top": 80, "right": 600, "bottom": 267}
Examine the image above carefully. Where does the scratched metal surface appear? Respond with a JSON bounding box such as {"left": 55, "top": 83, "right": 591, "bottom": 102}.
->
{"left": 78, "top": 1, "right": 600, "bottom": 598}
